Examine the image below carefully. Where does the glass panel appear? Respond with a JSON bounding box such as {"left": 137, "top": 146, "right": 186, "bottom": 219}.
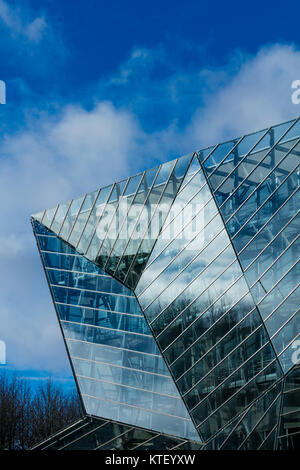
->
{"left": 61, "top": 321, "right": 159, "bottom": 355}
{"left": 66, "top": 339, "right": 170, "bottom": 376}
{"left": 52, "top": 286, "right": 141, "bottom": 316}
{"left": 238, "top": 188, "right": 300, "bottom": 270}
{"left": 48, "top": 270, "right": 134, "bottom": 296}
{"left": 184, "top": 327, "right": 269, "bottom": 409}
{"left": 227, "top": 156, "right": 300, "bottom": 247}
{"left": 32, "top": 219, "right": 54, "bottom": 236}
{"left": 68, "top": 190, "right": 98, "bottom": 248}
{"left": 116, "top": 163, "right": 181, "bottom": 287}
{"left": 41, "top": 251, "right": 103, "bottom": 273}
{"left": 245, "top": 225, "right": 299, "bottom": 290}
{"left": 212, "top": 119, "right": 298, "bottom": 211}
{"left": 101, "top": 170, "right": 158, "bottom": 273}
{"left": 195, "top": 360, "right": 281, "bottom": 439}
{"left": 63, "top": 421, "right": 129, "bottom": 450}
{"left": 76, "top": 185, "right": 113, "bottom": 254}
{"left": 192, "top": 343, "right": 276, "bottom": 426}
{"left": 50, "top": 201, "right": 71, "bottom": 234}
{"left": 38, "top": 236, "right": 77, "bottom": 254}
{"left": 203, "top": 140, "right": 238, "bottom": 174}
{"left": 31, "top": 210, "right": 45, "bottom": 222}
{"left": 257, "top": 263, "right": 299, "bottom": 321}
{"left": 272, "top": 312, "right": 300, "bottom": 356}
{"left": 83, "top": 395, "right": 199, "bottom": 441}
{"left": 72, "top": 357, "right": 179, "bottom": 396}
{"left": 41, "top": 205, "right": 57, "bottom": 229}
{"left": 56, "top": 304, "right": 149, "bottom": 335}
{"left": 264, "top": 286, "right": 300, "bottom": 337}
{"left": 175, "top": 306, "right": 262, "bottom": 393}
{"left": 59, "top": 196, "right": 84, "bottom": 241}
{"left": 157, "top": 259, "right": 243, "bottom": 356}
{"left": 138, "top": 193, "right": 221, "bottom": 309}
{"left": 136, "top": 183, "right": 214, "bottom": 298}
{"left": 77, "top": 375, "right": 189, "bottom": 418}
{"left": 178, "top": 154, "right": 201, "bottom": 191}
{"left": 97, "top": 428, "right": 157, "bottom": 450}
{"left": 86, "top": 182, "right": 127, "bottom": 261}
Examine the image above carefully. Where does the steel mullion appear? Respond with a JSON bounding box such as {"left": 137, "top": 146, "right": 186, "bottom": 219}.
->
{"left": 60, "top": 319, "right": 154, "bottom": 338}
{"left": 137, "top": 197, "right": 218, "bottom": 301}
{"left": 195, "top": 357, "right": 278, "bottom": 429}
{"left": 214, "top": 119, "right": 298, "bottom": 212}
{"left": 137, "top": 190, "right": 216, "bottom": 297}
{"left": 238, "top": 188, "right": 299, "bottom": 260}
{"left": 94, "top": 427, "right": 135, "bottom": 450}
{"left": 59, "top": 421, "right": 108, "bottom": 450}
{"left": 50, "top": 283, "right": 133, "bottom": 298}
{"left": 122, "top": 159, "right": 178, "bottom": 282}
{"left": 66, "top": 337, "right": 164, "bottom": 359}
{"left": 190, "top": 342, "right": 272, "bottom": 416}
{"left": 208, "top": 380, "right": 279, "bottom": 448}
{"left": 260, "top": 274, "right": 299, "bottom": 325}
{"left": 77, "top": 373, "right": 181, "bottom": 399}
{"left": 143, "top": 223, "right": 230, "bottom": 313}
{"left": 94, "top": 176, "right": 132, "bottom": 260}
{"left": 57, "top": 199, "right": 73, "bottom": 237}
{"left": 55, "top": 301, "right": 141, "bottom": 318}
{"left": 224, "top": 139, "right": 300, "bottom": 231}
{"left": 173, "top": 300, "right": 257, "bottom": 383}
{"left": 209, "top": 128, "right": 271, "bottom": 194}
{"left": 50, "top": 200, "right": 70, "bottom": 232}
{"left": 172, "top": 250, "right": 299, "bottom": 378}
{"left": 34, "top": 209, "right": 45, "bottom": 223}
{"left": 111, "top": 167, "right": 163, "bottom": 275}
{"left": 75, "top": 188, "right": 101, "bottom": 249}
{"left": 182, "top": 322, "right": 264, "bottom": 399}
{"left": 84, "top": 183, "right": 116, "bottom": 255}
{"left": 81, "top": 392, "right": 192, "bottom": 421}
{"left": 198, "top": 144, "right": 219, "bottom": 165}
{"left": 230, "top": 158, "right": 300, "bottom": 245}
{"left": 37, "top": 418, "right": 90, "bottom": 450}
{"left": 71, "top": 355, "right": 172, "bottom": 378}
{"left": 148, "top": 244, "right": 235, "bottom": 329}
{"left": 270, "top": 307, "right": 299, "bottom": 342}
{"left": 257, "top": 423, "right": 278, "bottom": 450}
{"left": 45, "top": 204, "right": 59, "bottom": 229}
{"left": 104, "top": 168, "right": 159, "bottom": 271}
{"left": 139, "top": 176, "right": 212, "bottom": 277}
{"left": 131, "top": 433, "right": 161, "bottom": 450}
{"left": 216, "top": 408, "right": 250, "bottom": 450}
{"left": 200, "top": 136, "right": 244, "bottom": 179}
{"left": 158, "top": 268, "right": 244, "bottom": 345}
{"left": 66, "top": 193, "right": 87, "bottom": 243}
{"left": 237, "top": 390, "right": 282, "bottom": 449}
{"left": 245, "top": 217, "right": 299, "bottom": 279}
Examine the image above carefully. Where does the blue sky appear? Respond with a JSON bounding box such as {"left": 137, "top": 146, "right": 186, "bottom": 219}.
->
{"left": 1, "top": 0, "right": 300, "bottom": 392}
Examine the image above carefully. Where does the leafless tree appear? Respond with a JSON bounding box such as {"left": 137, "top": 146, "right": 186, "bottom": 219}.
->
{"left": 0, "top": 372, "right": 83, "bottom": 450}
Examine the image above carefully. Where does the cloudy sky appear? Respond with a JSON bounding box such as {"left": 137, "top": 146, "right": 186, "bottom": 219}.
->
{"left": 1, "top": 0, "right": 300, "bottom": 391}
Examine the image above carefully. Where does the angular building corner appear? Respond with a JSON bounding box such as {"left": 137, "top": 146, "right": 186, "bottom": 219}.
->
{"left": 31, "top": 116, "right": 300, "bottom": 450}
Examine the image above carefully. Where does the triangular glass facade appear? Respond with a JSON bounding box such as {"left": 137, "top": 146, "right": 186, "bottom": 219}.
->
{"left": 32, "top": 116, "right": 300, "bottom": 450}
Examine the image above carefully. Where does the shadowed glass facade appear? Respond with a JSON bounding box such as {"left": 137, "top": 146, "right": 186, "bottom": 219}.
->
{"left": 32, "top": 117, "right": 300, "bottom": 450}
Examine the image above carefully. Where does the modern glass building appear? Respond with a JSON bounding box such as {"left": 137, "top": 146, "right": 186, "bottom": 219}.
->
{"left": 31, "top": 117, "right": 300, "bottom": 450}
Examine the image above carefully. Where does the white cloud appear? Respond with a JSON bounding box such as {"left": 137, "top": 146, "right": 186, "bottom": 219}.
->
{"left": 1, "top": 41, "right": 300, "bottom": 373}
{"left": 0, "top": 101, "right": 144, "bottom": 372}
{"left": 0, "top": 0, "right": 47, "bottom": 42}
